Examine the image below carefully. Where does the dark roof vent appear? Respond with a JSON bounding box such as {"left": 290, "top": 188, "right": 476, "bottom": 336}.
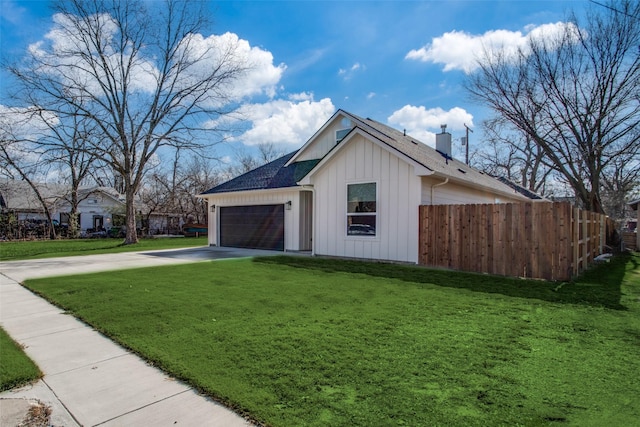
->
{"left": 458, "top": 168, "right": 467, "bottom": 174}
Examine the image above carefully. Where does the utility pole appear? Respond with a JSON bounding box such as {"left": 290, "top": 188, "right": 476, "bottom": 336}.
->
{"left": 463, "top": 123, "right": 473, "bottom": 165}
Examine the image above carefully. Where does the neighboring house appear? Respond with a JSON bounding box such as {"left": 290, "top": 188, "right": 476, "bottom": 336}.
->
{"left": 0, "top": 180, "right": 181, "bottom": 236}
{"left": 0, "top": 180, "right": 126, "bottom": 233}
{"left": 628, "top": 199, "right": 639, "bottom": 250}
{"left": 199, "top": 109, "right": 537, "bottom": 264}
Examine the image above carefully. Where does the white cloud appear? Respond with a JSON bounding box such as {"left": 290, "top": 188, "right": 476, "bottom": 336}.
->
{"left": 29, "top": 14, "right": 285, "bottom": 102}
{"left": 288, "top": 92, "right": 315, "bottom": 102}
{"left": 405, "top": 22, "right": 575, "bottom": 74}
{"left": 0, "top": 0, "right": 27, "bottom": 25}
{"left": 233, "top": 96, "right": 335, "bottom": 147}
{"left": 388, "top": 105, "right": 473, "bottom": 146}
{"left": 367, "top": 92, "right": 376, "bottom": 100}
{"left": 0, "top": 105, "right": 60, "bottom": 171}
{"left": 189, "top": 32, "right": 286, "bottom": 99}
{"left": 0, "top": 105, "right": 59, "bottom": 140}
{"left": 28, "top": 12, "right": 161, "bottom": 95}
{"left": 338, "top": 62, "right": 365, "bottom": 80}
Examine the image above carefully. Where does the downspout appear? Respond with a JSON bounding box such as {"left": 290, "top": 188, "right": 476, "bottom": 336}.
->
{"left": 302, "top": 185, "right": 316, "bottom": 256}
{"left": 430, "top": 177, "right": 449, "bottom": 204}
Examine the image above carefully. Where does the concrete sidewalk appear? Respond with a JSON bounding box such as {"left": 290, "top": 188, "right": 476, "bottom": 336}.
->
{"left": 0, "top": 247, "right": 265, "bottom": 426}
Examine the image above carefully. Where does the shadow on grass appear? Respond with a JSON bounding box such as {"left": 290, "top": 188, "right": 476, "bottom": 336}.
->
{"left": 254, "top": 253, "right": 635, "bottom": 310}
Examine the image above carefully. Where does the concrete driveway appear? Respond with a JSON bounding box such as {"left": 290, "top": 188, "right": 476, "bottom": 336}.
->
{"left": 0, "top": 245, "right": 286, "bottom": 427}
{"left": 0, "top": 245, "right": 285, "bottom": 282}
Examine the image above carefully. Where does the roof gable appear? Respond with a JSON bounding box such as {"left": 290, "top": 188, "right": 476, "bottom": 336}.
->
{"left": 203, "top": 109, "right": 538, "bottom": 201}
{"left": 295, "top": 110, "right": 530, "bottom": 199}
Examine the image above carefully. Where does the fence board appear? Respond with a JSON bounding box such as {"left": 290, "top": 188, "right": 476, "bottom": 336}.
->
{"left": 418, "top": 202, "right": 611, "bottom": 281}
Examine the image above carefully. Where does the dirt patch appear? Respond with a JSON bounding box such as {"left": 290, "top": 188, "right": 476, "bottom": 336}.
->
{"left": 20, "top": 401, "right": 52, "bottom": 426}
{"left": 0, "top": 399, "right": 51, "bottom": 427}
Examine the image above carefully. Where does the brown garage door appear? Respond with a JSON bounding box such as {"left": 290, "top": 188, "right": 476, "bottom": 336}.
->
{"left": 219, "top": 205, "right": 285, "bottom": 251}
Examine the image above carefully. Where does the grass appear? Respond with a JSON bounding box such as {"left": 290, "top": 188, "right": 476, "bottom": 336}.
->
{"left": 0, "top": 236, "right": 208, "bottom": 261}
{"left": 22, "top": 253, "right": 640, "bottom": 426}
{"left": 0, "top": 327, "right": 41, "bottom": 391}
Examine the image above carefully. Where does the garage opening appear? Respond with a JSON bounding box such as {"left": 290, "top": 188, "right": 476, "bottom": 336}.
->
{"left": 220, "top": 204, "right": 285, "bottom": 251}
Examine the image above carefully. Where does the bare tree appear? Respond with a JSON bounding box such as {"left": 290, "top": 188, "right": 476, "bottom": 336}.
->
{"left": 601, "top": 155, "right": 640, "bottom": 224}
{"left": 226, "top": 142, "right": 285, "bottom": 177}
{"left": 178, "top": 156, "right": 222, "bottom": 224}
{"left": 6, "top": 0, "right": 249, "bottom": 243}
{"left": 139, "top": 151, "right": 221, "bottom": 232}
{"left": 473, "top": 117, "right": 554, "bottom": 196}
{"left": 0, "top": 109, "right": 59, "bottom": 239}
{"left": 466, "top": 0, "right": 640, "bottom": 214}
{"left": 35, "top": 108, "right": 102, "bottom": 237}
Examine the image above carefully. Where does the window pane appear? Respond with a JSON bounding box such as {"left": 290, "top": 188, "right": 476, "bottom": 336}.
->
{"left": 347, "top": 183, "right": 376, "bottom": 213}
{"left": 347, "top": 215, "right": 376, "bottom": 236}
{"left": 336, "top": 128, "right": 351, "bottom": 142}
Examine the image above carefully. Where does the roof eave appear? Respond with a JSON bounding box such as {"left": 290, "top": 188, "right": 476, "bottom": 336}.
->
{"left": 198, "top": 186, "right": 304, "bottom": 198}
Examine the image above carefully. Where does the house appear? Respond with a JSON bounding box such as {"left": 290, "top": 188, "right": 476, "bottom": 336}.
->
{"left": 0, "top": 180, "right": 125, "bottom": 232}
{"left": 199, "top": 109, "right": 536, "bottom": 263}
{"left": 628, "top": 199, "right": 639, "bottom": 250}
{"left": 0, "top": 180, "right": 182, "bottom": 237}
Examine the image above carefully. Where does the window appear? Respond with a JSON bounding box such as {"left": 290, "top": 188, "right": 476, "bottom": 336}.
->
{"left": 336, "top": 128, "right": 351, "bottom": 143}
{"left": 60, "top": 212, "right": 81, "bottom": 227}
{"left": 347, "top": 182, "right": 376, "bottom": 236}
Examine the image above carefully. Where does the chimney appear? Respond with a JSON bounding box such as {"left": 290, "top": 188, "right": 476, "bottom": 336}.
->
{"left": 436, "top": 124, "right": 452, "bottom": 157}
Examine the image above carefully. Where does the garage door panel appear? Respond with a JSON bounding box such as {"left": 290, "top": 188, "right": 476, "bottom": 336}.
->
{"left": 220, "top": 205, "right": 284, "bottom": 251}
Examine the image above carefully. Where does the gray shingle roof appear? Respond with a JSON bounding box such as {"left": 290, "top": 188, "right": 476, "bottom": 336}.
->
{"left": 339, "top": 110, "right": 527, "bottom": 197}
{"left": 201, "top": 152, "right": 320, "bottom": 194}
{"left": 0, "top": 179, "right": 124, "bottom": 211}
{"left": 202, "top": 109, "right": 539, "bottom": 200}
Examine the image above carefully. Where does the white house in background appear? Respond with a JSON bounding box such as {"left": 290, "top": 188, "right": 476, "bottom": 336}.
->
{"left": 0, "top": 180, "right": 178, "bottom": 235}
{"left": 629, "top": 199, "right": 640, "bottom": 249}
{"left": 199, "top": 109, "right": 540, "bottom": 263}
{"left": 0, "top": 180, "right": 125, "bottom": 232}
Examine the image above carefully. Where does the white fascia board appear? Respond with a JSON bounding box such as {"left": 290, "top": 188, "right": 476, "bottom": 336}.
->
{"left": 198, "top": 186, "right": 304, "bottom": 200}
{"left": 285, "top": 109, "right": 346, "bottom": 166}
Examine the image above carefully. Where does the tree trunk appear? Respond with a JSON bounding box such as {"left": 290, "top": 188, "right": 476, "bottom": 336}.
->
{"left": 124, "top": 188, "right": 138, "bottom": 244}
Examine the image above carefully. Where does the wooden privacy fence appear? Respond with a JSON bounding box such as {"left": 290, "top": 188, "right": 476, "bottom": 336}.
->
{"left": 418, "top": 202, "right": 614, "bottom": 281}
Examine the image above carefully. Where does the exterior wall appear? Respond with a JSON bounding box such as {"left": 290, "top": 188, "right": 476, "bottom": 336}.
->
{"left": 421, "top": 176, "right": 524, "bottom": 205}
{"left": 294, "top": 116, "right": 354, "bottom": 162}
{"left": 13, "top": 192, "right": 123, "bottom": 232}
{"left": 309, "top": 135, "right": 422, "bottom": 263}
{"left": 73, "top": 193, "right": 123, "bottom": 231}
{"left": 299, "top": 191, "right": 313, "bottom": 251}
{"left": 203, "top": 189, "right": 303, "bottom": 251}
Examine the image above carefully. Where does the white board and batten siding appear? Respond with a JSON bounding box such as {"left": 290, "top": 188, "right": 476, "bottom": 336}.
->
{"left": 204, "top": 189, "right": 305, "bottom": 251}
{"left": 421, "top": 176, "right": 524, "bottom": 205}
{"left": 310, "top": 135, "right": 422, "bottom": 264}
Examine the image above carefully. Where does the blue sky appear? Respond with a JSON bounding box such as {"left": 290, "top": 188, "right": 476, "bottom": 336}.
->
{"left": 1, "top": 0, "right": 588, "bottom": 163}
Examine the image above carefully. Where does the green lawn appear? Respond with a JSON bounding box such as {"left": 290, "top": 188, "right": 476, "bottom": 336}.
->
{"left": 0, "top": 327, "right": 41, "bottom": 391}
{"left": 22, "top": 253, "right": 640, "bottom": 426}
{"left": 0, "top": 236, "right": 208, "bottom": 261}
